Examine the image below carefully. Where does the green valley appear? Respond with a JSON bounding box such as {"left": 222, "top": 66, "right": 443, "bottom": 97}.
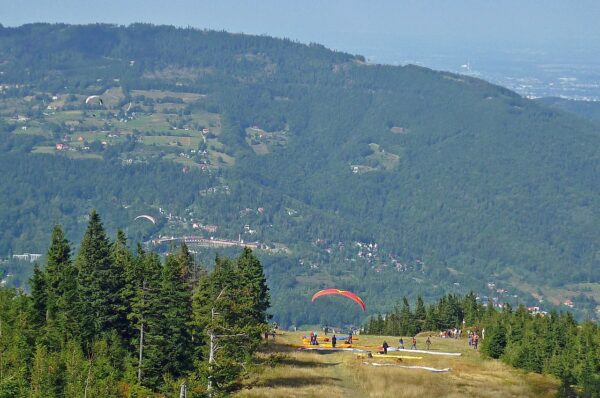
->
{"left": 0, "top": 23, "right": 599, "bottom": 328}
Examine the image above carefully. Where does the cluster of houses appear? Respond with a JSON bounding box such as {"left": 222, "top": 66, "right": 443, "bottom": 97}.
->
{"left": 313, "top": 239, "right": 345, "bottom": 255}
{"left": 199, "top": 185, "right": 231, "bottom": 196}
{"left": 191, "top": 223, "right": 218, "bottom": 233}
{"left": 484, "top": 281, "right": 578, "bottom": 314}
{"left": 56, "top": 133, "right": 112, "bottom": 152}
{"left": 526, "top": 306, "right": 549, "bottom": 316}
{"left": 356, "top": 241, "right": 379, "bottom": 259}
{"left": 311, "top": 239, "right": 420, "bottom": 274}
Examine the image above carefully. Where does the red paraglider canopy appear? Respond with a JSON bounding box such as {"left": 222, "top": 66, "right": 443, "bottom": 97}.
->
{"left": 311, "top": 288, "right": 366, "bottom": 311}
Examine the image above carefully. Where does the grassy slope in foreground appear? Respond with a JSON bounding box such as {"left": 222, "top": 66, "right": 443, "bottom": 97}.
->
{"left": 238, "top": 331, "right": 558, "bottom": 398}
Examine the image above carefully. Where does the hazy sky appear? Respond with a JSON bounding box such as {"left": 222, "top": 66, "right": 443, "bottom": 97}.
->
{"left": 2, "top": 1, "right": 600, "bottom": 63}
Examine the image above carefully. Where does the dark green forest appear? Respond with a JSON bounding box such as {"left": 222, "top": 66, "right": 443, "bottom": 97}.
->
{"left": 536, "top": 97, "right": 600, "bottom": 124}
{"left": 366, "top": 294, "right": 600, "bottom": 396}
{"left": 0, "top": 211, "right": 270, "bottom": 396}
{"left": 0, "top": 23, "right": 599, "bottom": 326}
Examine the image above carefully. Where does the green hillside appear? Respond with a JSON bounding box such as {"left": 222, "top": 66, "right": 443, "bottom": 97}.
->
{"left": 0, "top": 23, "right": 599, "bottom": 325}
{"left": 535, "top": 97, "right": 600, "bottom": 124}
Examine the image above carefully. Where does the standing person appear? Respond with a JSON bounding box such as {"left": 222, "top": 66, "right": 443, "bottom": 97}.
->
{"left": 399, "top": 337, "right": 404, "bottom": 350}
{"left": 426, "top": 335, "right": 432, "bottom": 350}
{"left": 382, "top": 341, "right": 389, "bottom": 354}
{"left": 473, "top": 333, "right": 479, "bottom": 350}
{"left": 332, "top": 334, "right": 337, "bottom": 348}
{"left": 468, "top": 331, "right": 473, "bottom": 347}
{"left": 348, "top": 328, "right": 353, "bottom": 344}
{"left": 411, "top": 337, "right": 417, "bottom": 350}
{"left": 314, "top": 332, "right": 319, "bottom": 345}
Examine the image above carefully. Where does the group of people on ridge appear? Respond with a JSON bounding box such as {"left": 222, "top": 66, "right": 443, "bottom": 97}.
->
{"left": 440, "top": 328, "right": 462, "bottom": 339}
{"left": 381, "top": 335, "right": 433, "bottom": 354}
{"left": 310, "top": 328, "right": 354, "bottom": 347}
{"left": 397, "top": 336, "right": 425, "bottom": 350}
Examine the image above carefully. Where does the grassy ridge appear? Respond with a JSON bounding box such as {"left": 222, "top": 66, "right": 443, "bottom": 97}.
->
{"left": 238, "top": 331, "right": 558, "bottom": 397}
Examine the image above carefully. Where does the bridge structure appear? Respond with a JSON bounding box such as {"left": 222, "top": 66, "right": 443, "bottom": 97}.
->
{"left": 152, "top": 235, "right": 259, "bottom": 249}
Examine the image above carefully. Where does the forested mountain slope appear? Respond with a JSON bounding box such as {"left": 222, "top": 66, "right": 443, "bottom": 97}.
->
{"left": 536, "top": 96, "right": 600, "bottom": 124}
{"left": 0, "top": 23, "right": 599, "bottom": 324}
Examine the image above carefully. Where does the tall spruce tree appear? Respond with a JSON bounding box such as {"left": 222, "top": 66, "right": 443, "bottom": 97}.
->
{"left": 29, "top": 264, "right": 48, "bottom": 328}
{"left": 29, "top": 344, "right": 60, "bottom": 398}
{"left": 158, "top": 244, "right": 194, "bottom": 378}
{"left": 75, "top": 210, "right": 113, "bottom": 343}
{"left": 236, "top": 247, "right": 270, "bottom": 326}
{"left": 122, "top": 243, "right": 146, "bottom": 343}
{"left": 193, "top": 254, "right": 258, "bottom": 393}
{"left": 482, "top": 320, "right": 507, "bottom": 359}
{"left": 424, "top": 304, "right": 439, "bottom": 331}
{"left": 108, "top": 230, "right": 131, "bottom": 341}
{"left": 415, "top": 296, "right": 427, "bottom": 332}
{"left": 44, "top": 225, "right": 78, "bottom": 341}
{"left": 463, "top": 291, "right": 480, "bottom": 326}
{"left": 134, "top": 252, "right": 166, "bottom": 389}
{"left": 44, "top": 225, "right": 71, "bottom": 310}
{"left": 398, "top": 297, "right": 416, "bottom": 336}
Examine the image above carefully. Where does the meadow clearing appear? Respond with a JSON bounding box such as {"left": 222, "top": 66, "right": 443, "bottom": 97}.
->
{"left": 236, "top": 331, "right": 559, "bottom": 398}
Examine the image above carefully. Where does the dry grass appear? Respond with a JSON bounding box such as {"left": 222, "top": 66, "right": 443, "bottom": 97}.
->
{"left": 235, "top": 331, "right": 559, "bottom": 398}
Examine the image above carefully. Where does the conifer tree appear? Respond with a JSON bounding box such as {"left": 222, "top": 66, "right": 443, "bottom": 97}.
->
{"left": 108, "top": 230, "right": 131, "bottom": 341}
{"left": 577, "top": 321, "right": 600, "bottom": 395}
{"left": 44, "top": 225, "right": 78, "bottom": 341}
{"left": 62, "top": 340, "right": 88, "bottom": 398}
{"left": 134, "top": 252, "right": 165, "bottom": 389}
{"left": 122, "top": 243, "right": 146, "bottom": 343}
{"left": 29, "top": 264, "right": 48, "bottom": 328}
{"left": 485, "top": 298, "right": 496, "bottom": 321}
{"left": 414, "top": 296, "right": 427, "bottom": 332}
{"left": 384, "top": 307, "right": 400, "bottom": 336}
{"left": 369, "top": 314, "right": 385, "bottom": 334}
{"left": 193, "top": 255, "right": 256, "bottom": 393}
{"left": 399, "top": 297, "right": 416, "bottom": 336}
{"left": 237, "top": 247, "right": 271, "bottom": 327}
{"left": 29, "top": 344, "right": 61, "bottom": 398}
{"left": 75, "top": 210, "right": 113, "bottom": 342}
{"left": 424, "top": 304, "right": 438, "bottom": 331}
{"left": 157, "top": 244, "right": 194, "bottom": 378}
{"left": 45, "top": 225, "right": 71, "bottom": 311}
{"left": 463, "top": 291, "right": 480, "bottom": 325}
{"left": 82, "top": 339, "right": 121, "bottom": 397}
{"left": 482, "top": 320, "right": 507, "bottom": 359}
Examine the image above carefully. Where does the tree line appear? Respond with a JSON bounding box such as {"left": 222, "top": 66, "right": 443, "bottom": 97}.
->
{"left": 365, "top": 293, "right": 600, "bottom": 396}
{"left": 0, "top": 210, "right": 270, "bottom": 396}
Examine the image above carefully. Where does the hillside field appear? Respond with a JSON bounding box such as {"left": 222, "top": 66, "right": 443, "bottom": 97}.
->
{"left": 238, "top": 331, "right": 559, "bottom": 398}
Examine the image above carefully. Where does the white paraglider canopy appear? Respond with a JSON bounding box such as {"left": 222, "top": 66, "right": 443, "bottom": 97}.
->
{"left": 85, "top": 95, "right": 103, "bottom": 105}
{"left": 134, "top": 214, "right": 156, "bottom": 225}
